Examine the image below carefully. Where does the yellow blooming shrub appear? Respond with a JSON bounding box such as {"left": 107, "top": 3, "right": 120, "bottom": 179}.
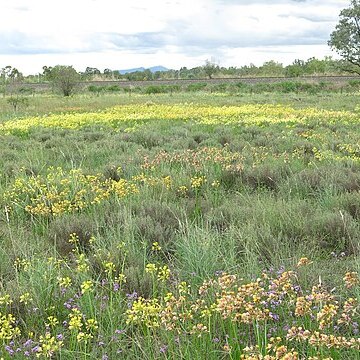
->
{"left": 0, "top": 313, "right": 20, "bottom": 340}
{"left": 3, "top": 167, "right": 139, "bottom": 217}
{"left": 37, "top": 333, "right": 63, "bottom": 358}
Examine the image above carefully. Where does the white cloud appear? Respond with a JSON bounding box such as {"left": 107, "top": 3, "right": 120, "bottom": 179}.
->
{"left": 0, "top": 0, "right": 349, "bottom": 74}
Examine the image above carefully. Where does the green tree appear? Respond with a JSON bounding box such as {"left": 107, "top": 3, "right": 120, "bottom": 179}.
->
{"left": 42, "top": 66, "right": 53, "bottom": 80}
{"left": 203, "top": 60, "right": 219, "bottom": 79}
{"left": 48, "top": 65, "right": 80, "bottom": 96}
{"left": 7, "top": 96, "right": 29, "bottom": 112}
{"left": 103, "top": 68, "right": 114, "bottom": 79}
{"left": 259, "top": 61, "right": 284, "bottom": 76}
{"left": 83, "top": 67, "right": 101, "bottom": 80}
{"left": 329, "top": 0, "right": 360, "bottom": 74}
{"left": 285, "top": 59, "right": 306, "bottom": 77}
{"left": 1, "top": 66, "right": 24, "bottom": 96}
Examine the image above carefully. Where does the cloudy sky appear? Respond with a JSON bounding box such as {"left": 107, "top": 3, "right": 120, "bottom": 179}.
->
{"left": 0, "top": 0, "right": 349, "bottom": 74}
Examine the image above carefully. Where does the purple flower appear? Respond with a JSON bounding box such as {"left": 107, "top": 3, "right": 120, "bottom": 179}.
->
{"left": 102, "top": 354, "right": 109, "bottom": 360}
{"left": 212, "top": 337, "right": 220, "bottom": 343}
{"left": 283, "top": 325, "right": 290, "bottom": 332}
{"left": 64, "top": 298, "right": 74, "bottom": 309}
{"left": 60, "top": 287, "right": 67, "bottom": 295}
{"left": 113, "top": 282, "right": 120, "bottom": 292}
{"left": 24, "top": 351, "right": 30, "bottom": 357}
{"left": 268, "top": 326, "right": 277, "bottom": 338}
{"left": 115, "top": 329, "right": 126, "bottom": 335}
{"left": 31, "top": 345, "right": 41, "bottom": 353}
{"left": 56, "top": 334, "right": 64, "bottom": 341}
{"left": 23, "top": 339, "right": 33, "bottom": 348}
{"left": 269, "top": 312, "right": 280, "bottom": 321}
{"left": 270, "top": 299, "right": 281, "bottom": 307}
{"left": 98, "top": 341, "right": 105, "bottom": 347}
{"left": 159, "top": 345, "right": 168, "bottom": 354}
{"left": 126, "top": 291, "right": 138, "bottom": 300}
{"left": 5, "top": 345, "right": 14, "bottom": 355}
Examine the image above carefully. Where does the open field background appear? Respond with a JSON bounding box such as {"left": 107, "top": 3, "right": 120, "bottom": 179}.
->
{"left": 0, "top": 91, "right": 359, "bottom": 359}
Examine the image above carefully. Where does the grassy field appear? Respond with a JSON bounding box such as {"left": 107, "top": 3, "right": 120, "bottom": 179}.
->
{"left": 0, "top": 92, "right": 359, "bottom": 359}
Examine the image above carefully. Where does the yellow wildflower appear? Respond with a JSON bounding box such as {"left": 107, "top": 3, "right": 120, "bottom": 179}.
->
{"left": 145, "top": 263, "right": 157, "bottom": 274}
{"left": 151, "top": 242, "right": 162, "bottom": 251}
{"left": 343, "top": 272, "right": 359, "bottom": 289}
{"left": 81, "top": 280, "right": 94, "bottom": 294}
{"left": 58, "top": 276, "right": 72, "bottom": 288}
{"left": 19, "top": 293, "right": 33, "bottom": 305}
{"left": 297, "top": 257, "right": 313, "bottom": 267}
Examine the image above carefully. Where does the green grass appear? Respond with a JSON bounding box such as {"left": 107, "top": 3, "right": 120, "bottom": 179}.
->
{"left": 0, "top": 92, "right": 359, "bottom": 359}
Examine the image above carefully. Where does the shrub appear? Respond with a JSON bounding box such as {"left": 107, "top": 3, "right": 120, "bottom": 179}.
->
{"left": 131, "top": 200, "right": 182, "bottom": 251}
{"left": 49, "top": 214, "right": 96, "bottom": 255}
{"left": 210, "top": 83, "right": 228, "bottom": 92}
{"left": 186, "top": 82, "right": 207, "bottom": 92}
{"left": 88, "top": 85, "right": 104, "bottom": 95}
{"left": 144, "top": 85, "right": 167, "bottom": 94}
{"left": 106, "top": 84, "right": 121, "bottom": 92}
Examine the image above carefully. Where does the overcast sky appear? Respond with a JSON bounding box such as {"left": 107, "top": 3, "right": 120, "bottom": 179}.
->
{"left": 0, "top": 0, "right": 349, "bottom": 74}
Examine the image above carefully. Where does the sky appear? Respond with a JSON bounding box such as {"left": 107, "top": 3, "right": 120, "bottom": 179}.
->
{"left": 0, "top": 0, "right": 349, "bottom": 75}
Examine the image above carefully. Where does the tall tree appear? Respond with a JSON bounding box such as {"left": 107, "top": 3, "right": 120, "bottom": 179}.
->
{"left": 202, "top": 60, "right": 219, "bottom": 79}
{"left": 48, "top": 65, "right": 80, "bottom": 96}
{"left": 42, "top": 66, "right": 53, "bottom": 80}
{"left": 329, "top": 0, "right": 360, "bottom": 74}
{"left": 1, "top": 66, "right": 23, "bottom": 96}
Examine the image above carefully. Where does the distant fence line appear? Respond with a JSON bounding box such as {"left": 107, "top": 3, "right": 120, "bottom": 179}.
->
{"left": 20, "top": 75, "right": 360, "bottom": 91}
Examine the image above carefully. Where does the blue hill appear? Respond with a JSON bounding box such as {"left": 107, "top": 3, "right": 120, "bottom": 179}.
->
{"left": 118, "top": 66, "right": 169, "bottom": 75}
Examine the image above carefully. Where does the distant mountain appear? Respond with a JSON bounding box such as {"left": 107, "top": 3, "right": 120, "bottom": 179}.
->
{"left": 118, "top": 66, "right": 169, "bottom": 75}
{"left": 148, "top": 66, "right": 169, "bottom": 73}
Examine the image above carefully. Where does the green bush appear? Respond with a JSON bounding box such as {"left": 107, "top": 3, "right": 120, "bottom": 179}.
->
{"left": 106, "top": 84, "right": 121, "bottom": 92}
{"left": 144, "top": 85, "right": 167, "bottom": 94}
{"left": 186, "top": 82, "right": 207, "bottom": 92}
{"left": 88, "top": 85, "right": 105, "bottom": 95}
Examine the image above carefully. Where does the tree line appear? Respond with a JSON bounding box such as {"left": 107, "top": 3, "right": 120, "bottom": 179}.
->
{"left": 0, "top": 57, "right": 354, "bottom": 85}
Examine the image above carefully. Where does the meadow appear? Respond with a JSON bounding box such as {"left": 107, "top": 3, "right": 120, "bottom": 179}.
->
{"left": 0, "top": 91, "right": 359, "bottom": 359}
